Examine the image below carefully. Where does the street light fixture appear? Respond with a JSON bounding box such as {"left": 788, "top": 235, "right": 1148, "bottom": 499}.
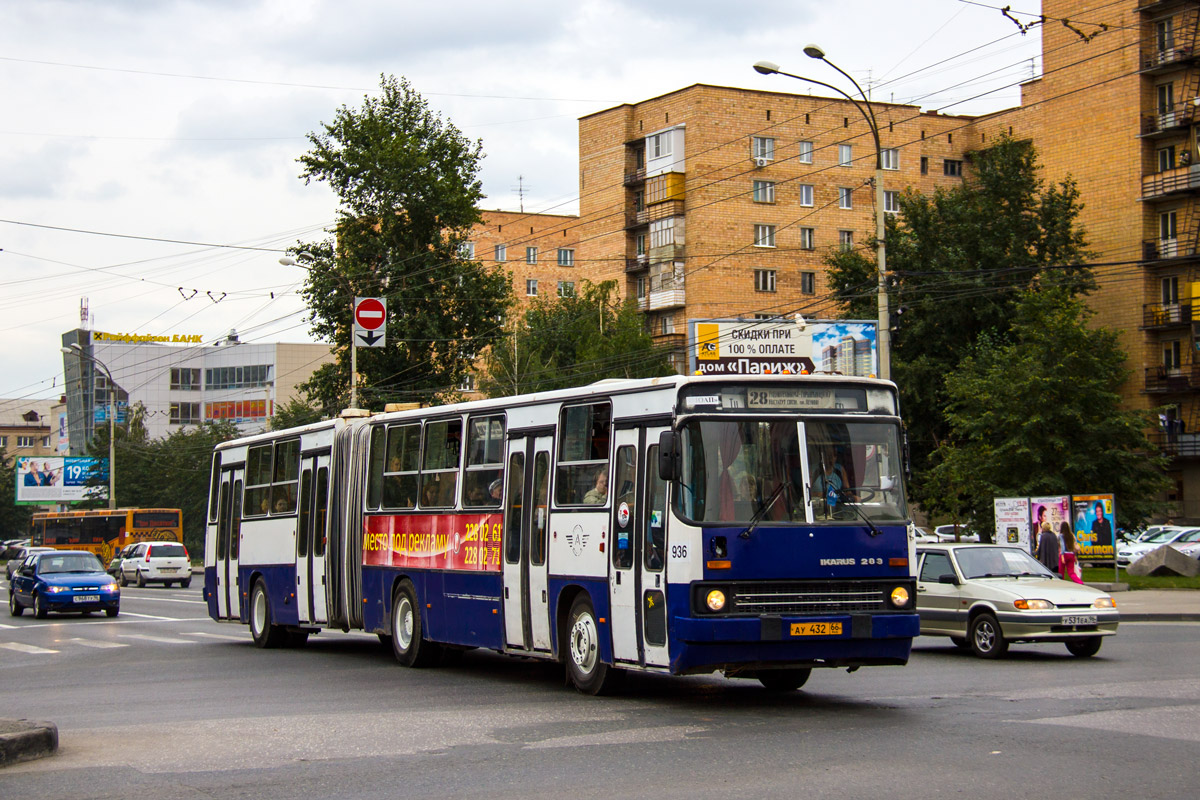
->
{"left": 753, "top": 50, "right": 892, "bottom": 381}
{"left": 280, "top": 251, "right": 363, "bottom": 410}
{"left": 61, "top": 343, "right": 116, "bottom": 509}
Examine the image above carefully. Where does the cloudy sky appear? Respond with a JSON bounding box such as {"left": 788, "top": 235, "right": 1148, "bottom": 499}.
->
{"left": 0, "top": 0, "right": 1045, "bottom": 401}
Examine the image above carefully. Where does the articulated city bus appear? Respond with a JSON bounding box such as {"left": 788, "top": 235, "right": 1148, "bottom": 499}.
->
{"left": 204, "top": 374, "right": 917, "bottom": 693}
{"left": 32, "top": 508, "right": 183, "bottom": 566}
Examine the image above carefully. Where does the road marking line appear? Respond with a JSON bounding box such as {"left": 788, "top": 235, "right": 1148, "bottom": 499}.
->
{"left": 0, "top": 623, "right": 17, "bottom": 629}
{"left": 183, "top": 631, "right": 247, "bottom": 642}
{"left": 117, "top": 611, "right": 181, "bottom": 621}
{"left": 119, "top": 633, "right": 196, "bottom": 645}
{"left": 69, "top": 638, "right": 128, "bottom": 649}
{"left": 120, "top": 596, "right": 207, "bottom": 605}
{"left": 0, "top": 642, "right": 59, "bottom": 654}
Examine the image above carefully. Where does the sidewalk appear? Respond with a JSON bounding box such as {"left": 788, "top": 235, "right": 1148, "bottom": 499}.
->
{"left": 1103, "top": 588, "right": 1200, "bottom": 622}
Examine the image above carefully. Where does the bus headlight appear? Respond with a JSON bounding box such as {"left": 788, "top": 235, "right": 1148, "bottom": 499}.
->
{"left": 889, "top": 586, "right": 911, "bottom": 608}
{"left": 705, "top": 589, "right": 727, "bottom": 612}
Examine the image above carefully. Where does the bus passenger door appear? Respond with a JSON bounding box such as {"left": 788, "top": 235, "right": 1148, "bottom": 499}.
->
{"left": 527, "top": 437, "right": 553, "bottom": 651}
{"left": 502, "top": 435, "right": 554, "bottom": 652}
{"left": 295, "top": 452, "right": 331, "bottom": 626}
{"left": 608, "top": 431, "right": 641, "bottom": 664}
{"left": 641, "top": 429, "right": 670, "bottom": 668}
{"left": 217, "top": 468, "right": 244, "bottom": 620}
{"left": 502, "top": 443, "right": 528, "bottom": 649}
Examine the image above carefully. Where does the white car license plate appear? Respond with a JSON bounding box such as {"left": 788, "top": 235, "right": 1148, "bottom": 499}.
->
{"left": 160, "top": 567, "right": 178, "bottom": 572}
{"left": 74, "top": 595, "right": 101, "bottom": 603}
{"left": 1062, "top": 615, "right": 1097, "bottom": 626}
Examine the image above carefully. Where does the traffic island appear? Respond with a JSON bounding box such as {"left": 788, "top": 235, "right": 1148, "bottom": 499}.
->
{"left": 0, "top": 718, "right": 58, "bottom": 767}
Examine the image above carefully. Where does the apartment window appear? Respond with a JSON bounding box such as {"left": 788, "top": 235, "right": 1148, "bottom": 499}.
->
{"left": 798, "top": 140, "right": 813, "bottom": 164}
{"left": 1164, "top": 340, "right": 1183, "bottom": 370}
{"left": 205, "top": 365, "right": 271, "bottom": 390}
{"left": 798, "top": 184, "right": 814, "bottom": 207}
{"left": 944, "top": 159, "right": 963, "bottom": 177}
{"left": 884, "top": 190, "right": 900, "bottom": 214}
{"left": 839, "top": 230, "right": 854, "bottom": 252}
{"left": 1157, "top": 18, "right": 1175, "bottom": 53}
{"left": 648, "top": 131, "right": 672, "bottom": 159}
{"left": 635, "top": 233, "right": 647, "bottom": 256}
{"left": 1158, "top": 81, "right": 1175, "bottom": 116}
{"left": 839, "top": 144, "right": 852, "bottom": 167}
{"left": 494, "top": 244, "right": 507, "bottom": 262}
{"left": 649, "top": 218, "right": 675, "bottom": 248}
{"left": 1163, "top": 275, "right": 1180, "bottom": 305}
{"left": 526, "top": 279, "right": 538, "bottom": 296}
{"left": 169, "top": 402, "right": 201, "bottom": 425}
{"left": 557, "top": 248, "right": 575, "bottom": 267}
{"left": 838, "top": 187, "right": 853, "bottom": 209}
{"left": 754, "top": 224, "right": 776, "bottom": 247}
{"left": 636, "top": 277, "right": 647, "bottom": 299}
{"left": 169, "top": 367, "right": 200, "bottom": 391}
{"left": 920, "top": 156, "right": 929, "bottom": 175}
{"left": 525, "top": 246, "right": 538, "bottom": 264}
{"left": 660, "top": 315, "right": 675, "bottom": 335}
{"left": 800, "top": 227, "right": 815, "bottom": 250}
{"left": 1161, "top": 209, "right": 1179, "bottom": 241}
{"left": 755, "top": 269, "right": 777, "bottom": 293}
{"left": 882, "top": 148, "right": 899, "bottom": 170}
{"left": 752, "top": 136, "right": 775, "bottom": 161}
{"left": 459, "top": 241, "right": 475, "bottom": 259}
{"left": 41, "top": 436, "right": 50, "bottom": 448}
{"left": 1158, "top": 145, "right": 1176, "bottom": 172}
{"left": 753, "top": 180, "right": 776, "bottom": 203}
{"left": 17, "top": 436, "right": 34, "bottom": 448}
{"left": 558, "top": 281, "right": 575, "bottom": 298}
{"left": 0, "top": 435, "right": 6, "bottom": 447}
{"left": 459, "top": 374, "right": 476, "bottom": 392}
{"left": 801, "top": 271, "right": 815, "bottom": 294}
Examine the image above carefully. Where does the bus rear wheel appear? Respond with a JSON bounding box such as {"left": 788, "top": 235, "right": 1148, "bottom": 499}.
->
{"left": 757, "top": 668, "right": 812, "bottom": 692}
{"left": 391, "top": 581, "right": 440, "bottom": 667}
{"left": 249, "top": 580, "right": 286, "bottom": 648}
{"left": 565, "top": 595, "right": 619, "bottom": 695}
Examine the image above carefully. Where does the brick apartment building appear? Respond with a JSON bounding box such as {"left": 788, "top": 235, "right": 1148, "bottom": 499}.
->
{"left": 576, "top": 84, "right": 976, "bottom": 371}
{"left": 469, "top": 209, "right": 581, "bottom": 310}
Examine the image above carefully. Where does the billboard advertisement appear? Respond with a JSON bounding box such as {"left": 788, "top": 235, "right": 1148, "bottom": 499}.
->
{"left": 1072, "top": 494, "right": 1116, "bottom": 562}
{"left": 690, "top": 319, "right": 878, "bottom": 377}
{"left": 1029, "top": 495, "right": 1070, "bottom": 553}
{"left": 994, "top": 497, "right": 1031, "bottom": 549}
{"left": 15, "top": 456, "right": 108, "bottom": 504}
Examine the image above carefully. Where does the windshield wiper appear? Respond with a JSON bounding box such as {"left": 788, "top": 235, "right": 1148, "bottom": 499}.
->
{"left": 739, "top": 482, "right": 789, "bottom": 540}
{"left": 835, "top": 489, "right": 884, "bottom": 537}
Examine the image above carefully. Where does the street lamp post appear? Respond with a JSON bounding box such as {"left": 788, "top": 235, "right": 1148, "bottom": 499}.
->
{"left": 62, "top": 344, "right": 116, "bottom": 509}
{"left": 754, "top": 48, "right": 891, "bottom": 381}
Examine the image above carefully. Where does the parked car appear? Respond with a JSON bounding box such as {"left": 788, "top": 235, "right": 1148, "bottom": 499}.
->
{"left": 911, "top": 525, "right": 940, "bottom": 544}
{"left": 933, "top": 524, "right": 981, "bottom": 543}
{"left": 1117, "top": 526, "right": 1199, "bottom": 567}
{"left": 118, "top": 541, "right": 191, "bottom": 588}
{"left": 9, "top": 550, "right": 120, "bottom": 618}
{"left": 5, "top": 546, "right": 54, "bottom": 581}
{"left": 106, "top": 544, "right": 137, "bottom": 579}
{"left": 2, "top": 538, "right": 31, "bottom": 559}
{"left": 915, "top": 544, "right": 1119, "bottom": 658}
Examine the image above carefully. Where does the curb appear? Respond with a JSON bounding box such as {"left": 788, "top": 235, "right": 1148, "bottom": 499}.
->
{"left": 0, "top": 719, "right": 58, "bottom": 767}
{"left": 1120, "top": 613, "right": 1200, "bottom": 622}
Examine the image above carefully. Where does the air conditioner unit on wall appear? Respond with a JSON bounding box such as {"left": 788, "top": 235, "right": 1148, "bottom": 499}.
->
{"left": 753, "top": 156, "right": 770, "bottom": 168}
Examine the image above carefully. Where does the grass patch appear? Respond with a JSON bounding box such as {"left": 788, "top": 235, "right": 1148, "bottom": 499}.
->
{"left": 1081, "top": 566, "right": 1200, "bottom": 590}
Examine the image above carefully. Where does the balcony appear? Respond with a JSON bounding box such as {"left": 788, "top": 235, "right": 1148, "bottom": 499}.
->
{"left": 1146, "top": 363, "right": 1200, "bottom": 392}
{"left": 1140, "top": 45, "right": 1197, "bottom": 74}
{"left": 1142, "top": 102, "right": 1196, "bottom": 137}
{"left": 1143, "top": 165, "right": 1200, "bottom": 199}
{"left": 1148, "top": 430, "right": 1200, "bottom": 458}
{"left": 625, "top": 257, "right": 648, "bottom": 272}
{"left": 647, "top": 287, "right": 686, "bottom": 311}
{"left": 1143, "top": 301, "right": 1193, "bottom": 327}
{"left": 1143, "top": 236, "right": 1200, "bottom": 261}
{"left": 646, "top": 199, "right": 685, "bottom": 221}
{"left": 625, "top": 206, "right": 649, "bottom": 228}
{"left": 624, "top": 167, "right": 646, "bottom": 186}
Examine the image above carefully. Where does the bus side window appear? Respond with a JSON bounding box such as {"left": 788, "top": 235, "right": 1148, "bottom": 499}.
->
{"left": 504, "top": 453, "right": 524, "bottom": 564}
{"left": 382, "top": 424, "right": 420, "bottom": 509}
{"left": 645, "top": 444, "right": 666, "bottom": 571}
{"left": 555, "top": 403, "right": 611, "bottom": 506}
{"left": 272, "top": 440, "right": 301, "bottom": 514}
{"left": 612, "top": 445, "right": 636, "bottom": 569}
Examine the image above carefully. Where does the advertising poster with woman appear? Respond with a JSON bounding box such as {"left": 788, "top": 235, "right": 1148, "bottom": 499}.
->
{"left": 1072, "top": 494, "right": 1116, "bottom": 563}
{"left": 1029, "top": 496, "right": 1070, "bottom": 553}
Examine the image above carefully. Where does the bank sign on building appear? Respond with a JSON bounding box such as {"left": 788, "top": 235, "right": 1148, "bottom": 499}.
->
{"left": 689, "top": 319, "right": 879, "bottom": 378}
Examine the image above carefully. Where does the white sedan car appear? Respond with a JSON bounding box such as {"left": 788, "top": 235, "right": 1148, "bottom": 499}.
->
{"left": 1117, "top": 526, "right": 1200, "bottom": 567}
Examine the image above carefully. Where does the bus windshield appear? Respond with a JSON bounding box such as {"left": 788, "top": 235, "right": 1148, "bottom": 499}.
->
{"left": 675, "top": 417, "right": 907, "bottom": 525}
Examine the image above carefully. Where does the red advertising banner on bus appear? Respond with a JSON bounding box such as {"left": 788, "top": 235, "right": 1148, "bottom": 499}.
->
{"left": 362, "top": 513, "right": 503, "bottom": 571}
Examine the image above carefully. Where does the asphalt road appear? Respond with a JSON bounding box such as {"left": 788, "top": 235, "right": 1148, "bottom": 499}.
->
{"left": 2, "top": 581, "right": 1198, "bottom": 799}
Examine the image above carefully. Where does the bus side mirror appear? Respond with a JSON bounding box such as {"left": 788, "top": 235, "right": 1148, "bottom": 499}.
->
{"left": 658, "top": 430, "right": 680, "bottom": 481}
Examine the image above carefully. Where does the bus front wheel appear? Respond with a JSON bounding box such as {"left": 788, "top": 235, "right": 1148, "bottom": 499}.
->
{"left": 391, "top": 580, "right": 440, "bottom": 668}
{"left": 757, "top": 668, "right": 812, "bottom": 691}
{"left": 565, "top": 595, "right": 620, "bottom": 695}
{"left": 249, "top": 580, "right": 286, "bottom": 648}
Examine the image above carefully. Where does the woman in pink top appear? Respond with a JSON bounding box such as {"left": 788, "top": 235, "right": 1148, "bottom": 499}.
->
{"left": 1058, "top": 522, "right": 1083, "bottom": 584}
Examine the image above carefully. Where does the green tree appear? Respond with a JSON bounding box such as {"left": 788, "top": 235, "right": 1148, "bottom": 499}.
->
{"left": 294, "top": 75, "right": 511, "bottom": 414}
{"left": 927, "top": 288, "right": 1169, "bottom": 531}
{"left": 269, "top": 397, "right": 324, "bottom": 431}
{"left": 479, "top": 280, "right": 673, "bottom": 397}
{"left": 0, "top": 448, "right": 34, "bottom": 537}
{"left": 825, "top": 136, "right": 1095, "bottom": 509}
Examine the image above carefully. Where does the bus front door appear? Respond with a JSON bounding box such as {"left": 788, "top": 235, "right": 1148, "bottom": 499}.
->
{"left": 608, "top": 429, "right": 641, "bottom": 664}
{"left": 295, "top": 453, "right": 331, "bottom": 625}
{"left": 502, "top": 435, "right": 553, "bottom": 652}
{"left": 216, "top": 467, "right": 244, "bottom": 620}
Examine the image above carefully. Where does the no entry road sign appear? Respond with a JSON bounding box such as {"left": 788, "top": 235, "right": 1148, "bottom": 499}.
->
{"left": 354, "top": 297, "right": 387, "bottom": 347}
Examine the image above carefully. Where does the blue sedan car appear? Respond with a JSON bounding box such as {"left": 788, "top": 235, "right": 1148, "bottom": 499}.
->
{"left": 9, "top": 550, "right": 120, "bottom": 618}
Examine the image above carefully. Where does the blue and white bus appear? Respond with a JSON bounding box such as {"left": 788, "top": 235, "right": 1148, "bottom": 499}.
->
{"left": 204, "top": 374, "right": 918, "bottom": 694}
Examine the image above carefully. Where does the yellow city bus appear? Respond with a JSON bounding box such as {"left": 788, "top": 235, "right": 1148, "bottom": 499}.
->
{"left": 30, "top": 508, "right": 183, "bottom": 566}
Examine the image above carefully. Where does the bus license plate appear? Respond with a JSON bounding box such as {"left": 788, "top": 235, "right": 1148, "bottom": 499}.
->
{"left": 74, "top": 595, "right": 100, "bottom": 603}
{"left": 1061, "top": 615, "right": 1097, "bottom": 626}
{"left": 789, "top": 622, "right": 842, "bottom": 637}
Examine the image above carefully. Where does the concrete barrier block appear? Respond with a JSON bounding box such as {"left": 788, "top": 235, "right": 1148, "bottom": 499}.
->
{"left": 1127, "top": 545, "right": 1200, "bottom": 577}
